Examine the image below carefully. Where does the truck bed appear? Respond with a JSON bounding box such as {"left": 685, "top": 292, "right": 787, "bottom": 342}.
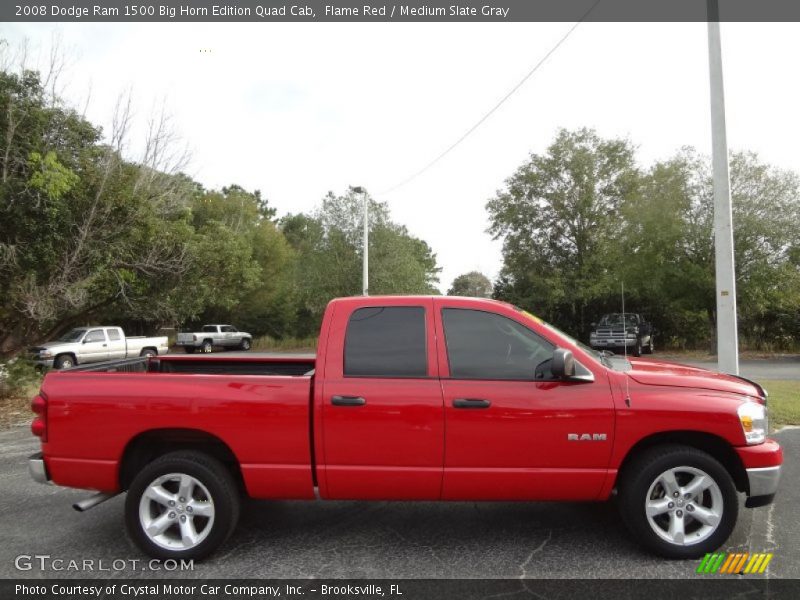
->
{"left": 40, "top": 354, "right": 318, "bottom": 499}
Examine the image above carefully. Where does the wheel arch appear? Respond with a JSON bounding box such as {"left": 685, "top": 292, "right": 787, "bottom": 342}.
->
{"left": 119, "top": 428, "right": 244, "bottom": 492}
{"left": 615, "top": 430, "right": 748, "bottom": 494}
{"left": 54, "top": 352, "right": 78, "bottom": 367}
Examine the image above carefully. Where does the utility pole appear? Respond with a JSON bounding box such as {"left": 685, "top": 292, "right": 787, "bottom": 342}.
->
{"left": 353, "top": 186, "right": 368, "bottom": 295}
{"left": 707, "top": 0, "right": 739, "bottom": 374}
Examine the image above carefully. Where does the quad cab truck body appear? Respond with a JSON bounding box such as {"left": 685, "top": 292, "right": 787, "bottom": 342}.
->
{"left": 28, "top": 296, "right": 782, "bottom": 560}
{"left": 29, "top": 326, "right": 168, "bottom": 370}
{"left": 175, "top": 325, "right": 252, "bottom": 353}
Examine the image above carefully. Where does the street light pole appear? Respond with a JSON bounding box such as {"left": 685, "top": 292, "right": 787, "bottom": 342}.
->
{"left": 353, "top": 186, "right": 368, "bottom": 296}
{"left": 707, "top": 0, "right": 739, "bottom": 375}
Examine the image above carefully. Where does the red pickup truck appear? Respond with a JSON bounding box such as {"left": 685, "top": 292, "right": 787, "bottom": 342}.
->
{"left": 28, "top": 296, "right": 782, "bottom": 561}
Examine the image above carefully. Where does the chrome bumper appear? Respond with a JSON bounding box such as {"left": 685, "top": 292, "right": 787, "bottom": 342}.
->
{"left": 747, "top": 465, "right": 781, "bottom": 498}
{"left": 29, "top": 453, "right": 50, "bottom": 484}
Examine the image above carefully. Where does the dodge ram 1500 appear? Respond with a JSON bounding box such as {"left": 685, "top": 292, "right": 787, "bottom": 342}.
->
{"left": 28, "top": 296, "right": 781, "bottom": 560}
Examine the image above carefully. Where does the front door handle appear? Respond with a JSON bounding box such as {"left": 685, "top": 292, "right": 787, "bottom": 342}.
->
{"left": 453, "top": 398, "right": 491, "bottom": 409}
{"left": 331, "top": 395, "right": 366, "bottom": 406}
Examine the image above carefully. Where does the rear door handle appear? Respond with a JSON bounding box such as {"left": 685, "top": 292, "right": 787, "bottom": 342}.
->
{"left": 452, "top": 398, "right": 491, "bottom": 409}
{"left": 331, "top": 395, "right": 366, "bottom": 406}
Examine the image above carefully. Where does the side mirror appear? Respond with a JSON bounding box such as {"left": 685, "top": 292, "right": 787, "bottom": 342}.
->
{"left": 551, "top": 348, "right": 576, "bottom": 379}
{"left": 82, "top": 339, "right": 88, "bottom": 344}
{"left": 590, "top": 322, "right": 597, "bottom": 328}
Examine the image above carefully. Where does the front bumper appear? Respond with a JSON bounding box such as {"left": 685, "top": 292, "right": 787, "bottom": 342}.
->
{"left": 591, "top": 339, "right": 636, "bottom": 347}
{"left": 31, "top": 357, "right": 55, "bottom": 368}
{"left": 737, "top": 438, "right": 783, "bottom": 508}
{"left": 745, "top": 466, "right": 781, "bottom": 507}
{"left": 29, "top": 452, "right": 50, "bottom": 484}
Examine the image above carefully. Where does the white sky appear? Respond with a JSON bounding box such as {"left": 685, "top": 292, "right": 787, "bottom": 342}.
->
{"left": 4, "top": 22, "right": 800, "bottom": 291}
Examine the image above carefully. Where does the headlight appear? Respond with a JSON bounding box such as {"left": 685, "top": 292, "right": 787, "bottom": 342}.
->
{"left": 738, "top": 401, "right": 768, "bottom": 444}
{"left": 39, "top": 351, "right": 53, "bottom": 359}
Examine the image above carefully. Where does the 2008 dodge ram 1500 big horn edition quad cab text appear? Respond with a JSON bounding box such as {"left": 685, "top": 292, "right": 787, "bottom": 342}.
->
{"left": 28, "top": 296, "right": 782, "bottom": 561}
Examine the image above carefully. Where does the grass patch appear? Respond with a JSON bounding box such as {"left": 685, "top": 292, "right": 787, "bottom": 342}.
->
{"left": 757, "top": 379, "right": 800, "bottom": 431}
{"left": 251, "top": 336, "right": 317, "bottom": 352}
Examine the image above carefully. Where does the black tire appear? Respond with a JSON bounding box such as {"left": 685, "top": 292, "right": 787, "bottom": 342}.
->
{"left": 184, "top": 347, "right": 195, "bottom": 354}
{"left": 125, "top": 451, "right": 240, "bottom": 561}
{"left": 201, "top": 340, "right": 213, "bottom": 353}
{"left": 240, "top": 338, "right": 251, "bottom": 351}
{"left": 632, "top": 340, "right": 642, "bottom": 357}
{"left": 54, "top": 354, "right": 75, "bottom": 369}
{"left": 617, "top": 444, "right": 738, "bottom": 559}
{"left": 644, "top": 337, "right": 655, "bottom": 355}
{"left": 140, "top": 348, "right": 157, "bottom": 358}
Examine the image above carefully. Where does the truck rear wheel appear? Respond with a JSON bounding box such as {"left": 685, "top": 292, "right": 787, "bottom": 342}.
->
{"left": 125, "top": 451, "right": 240, "bottom": 560}
{"left": 617, "top": 445, "right": 737, "bottom": 559}
{"left": 201, "top": 340, "right": 213, "bottom": 353}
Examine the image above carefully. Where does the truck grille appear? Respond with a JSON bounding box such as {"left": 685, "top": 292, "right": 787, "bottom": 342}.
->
{"left": 595, "top": 328, "right": 625, "bottom": 338}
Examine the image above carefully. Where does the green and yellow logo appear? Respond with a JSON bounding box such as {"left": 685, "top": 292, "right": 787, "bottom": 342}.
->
{"left": 697, "top": 552, "right": 773, "bottom": 574}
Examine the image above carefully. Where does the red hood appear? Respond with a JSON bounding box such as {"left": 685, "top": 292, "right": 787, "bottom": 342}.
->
{"left": 625, "top": 358, "right": 761, "bottom": 398}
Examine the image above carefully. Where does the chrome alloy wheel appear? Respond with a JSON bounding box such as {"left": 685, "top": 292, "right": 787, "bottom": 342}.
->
{"left": 138, "top": 473, "right": 215, "bottom": 551}
{"left": 645, "top": 466, "right": 723, "bottom": 546}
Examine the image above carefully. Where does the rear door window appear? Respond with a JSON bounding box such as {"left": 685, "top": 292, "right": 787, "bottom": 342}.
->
{"left": 107, "top": 328, "right": 121, "bottom": 341}
{"left": 344, "top": 306, "right": 427, "bottom": 378}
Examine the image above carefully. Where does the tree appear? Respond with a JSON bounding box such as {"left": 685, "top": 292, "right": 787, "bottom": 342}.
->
{"left": 487, "top": 128, "right": 639, "bottom": 335}
{"left": 282, "top": 188, "right": 441, "bottom": 334}
{"left": 448, "top": 271, "right": 493, "bottom": 298}
{"left": 621, "top": 149, "right": 800, "bottom": 349}
{"left": 0, "top": 62, "right": 278, "bottom": 354}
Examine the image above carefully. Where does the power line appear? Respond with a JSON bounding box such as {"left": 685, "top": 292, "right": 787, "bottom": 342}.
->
{"left": 377, "top": 0, "right": 602, "bottom": 196}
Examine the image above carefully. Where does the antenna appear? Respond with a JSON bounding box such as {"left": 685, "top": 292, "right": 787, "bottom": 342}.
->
{"left": 622, "top": 281, "right": 632, "bottom": 407}
{"left": 621, "top": 281, "right": 627, "bottom": 361}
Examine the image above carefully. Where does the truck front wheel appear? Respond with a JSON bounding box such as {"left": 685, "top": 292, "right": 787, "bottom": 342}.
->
{"left": 54, "top": 354, "right": 75, "bottom": 369}
{"left": 617, "top": 445, "right": 737, "bottom": 559}
{"left": 125, "top": 451, "right": 240, "bottom": 560}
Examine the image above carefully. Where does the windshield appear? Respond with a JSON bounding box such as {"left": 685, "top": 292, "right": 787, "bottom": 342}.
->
{"left": 58, "top": 328, "right": 86, "bottom": 342}
{"left": 598, "top": 313, "right": 638, "bottom": 328}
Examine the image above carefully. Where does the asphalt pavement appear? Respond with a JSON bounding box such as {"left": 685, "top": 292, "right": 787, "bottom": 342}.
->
{"left": 1, "top": 425, "right": 797, "bottom": 579}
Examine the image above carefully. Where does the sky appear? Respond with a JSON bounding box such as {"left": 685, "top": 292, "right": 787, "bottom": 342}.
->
{"left": 3, "top": 21, "right": 800, "bottom": 291}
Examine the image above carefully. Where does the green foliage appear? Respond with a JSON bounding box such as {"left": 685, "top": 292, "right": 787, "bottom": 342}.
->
{"left": 490, "top": 130, "right": 800, "bottom": 351}
{"left": 0, "top": 357, "right": 42, "bottom": 400}
{"left": 448, "top": 271, "right": 493, "bottom": 297}
{"left": 488, "top": 128, "right": 639, "bottom": 333}
{"left": 0, "top": 63, "right": 443, "bottom": 354}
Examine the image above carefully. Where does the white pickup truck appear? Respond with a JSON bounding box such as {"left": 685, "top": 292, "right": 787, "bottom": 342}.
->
{"left": 29, "top": 327, "right": 169, "bottom": 369}
{"left": 175, "top": 324, "right": 253, "bottom": 353}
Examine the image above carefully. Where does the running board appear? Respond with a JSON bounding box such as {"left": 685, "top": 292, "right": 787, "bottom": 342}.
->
{"left": 73, "top": 492, "right": 117, "bottom": 512}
